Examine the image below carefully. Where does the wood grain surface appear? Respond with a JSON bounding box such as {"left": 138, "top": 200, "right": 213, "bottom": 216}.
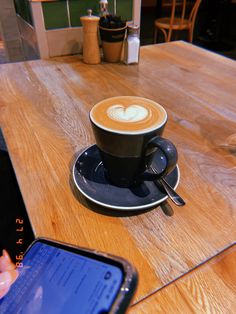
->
{"left": 129, "top": 243, "right": 236, "bottom": 313}
{"left": 0, "top": 41, "right": 235, "bottom": 304}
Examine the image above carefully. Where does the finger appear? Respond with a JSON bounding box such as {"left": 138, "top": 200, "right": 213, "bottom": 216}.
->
{"left": 0, "top": 270, "right": 19, "bottom": 286}
{"left": 2, "top": 250, "right": 11, "bottom": 261}
{"left": 9, "top": 269, "right": 19, "bottom": 283}
{"left": 0, "top": 271, "right": 12, "bottom": 291}
{"left": 0, "top": 269, "right": 19, "bottom": 300}
{"left": 0, "top": 250, "right": 16, "bottom": 272}
{"left": 0, "top": 285, "right": 10, "bottom": 299}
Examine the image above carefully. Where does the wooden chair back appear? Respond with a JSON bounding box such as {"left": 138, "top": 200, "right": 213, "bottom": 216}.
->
{"left": 155, "top": 0, "right": 202, "bottom": 42}
{"left": 169, "top": 0, "right": 201, "bottom": 27}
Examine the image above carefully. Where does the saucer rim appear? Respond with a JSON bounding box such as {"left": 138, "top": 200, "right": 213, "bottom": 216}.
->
{"left": 73, "top": 145, "right": 180, "bottom": 211}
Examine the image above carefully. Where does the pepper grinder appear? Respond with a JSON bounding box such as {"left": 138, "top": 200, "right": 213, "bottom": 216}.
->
{"left": 80, "top": 9, "right": 100, "bottom": 65}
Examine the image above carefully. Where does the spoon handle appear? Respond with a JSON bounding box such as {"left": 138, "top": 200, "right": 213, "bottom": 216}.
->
{"left": 160, "top": 178, "right": 186, "bottom": 206}
{"left": 150, "top": 166, "right": 186, "bottom": 207}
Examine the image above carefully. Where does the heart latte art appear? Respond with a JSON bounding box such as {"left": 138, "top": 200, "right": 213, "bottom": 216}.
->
{"left": 107, "top": 104, "right": 149, "bottom": 123}
{"left": 90, "top": 96, "right": 167, "bottom": 133}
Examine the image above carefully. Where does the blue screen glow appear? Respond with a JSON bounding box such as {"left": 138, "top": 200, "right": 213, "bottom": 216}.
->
{"left": 0, "top": 242, "right": 123, "bottom": 314}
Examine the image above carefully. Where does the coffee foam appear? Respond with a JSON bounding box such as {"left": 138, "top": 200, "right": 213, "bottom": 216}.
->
{"left": 107, "top": 104, "right": 149, "bottom": 123}
{"left": 90, "top": 96, "right": 167, "bottom": 134}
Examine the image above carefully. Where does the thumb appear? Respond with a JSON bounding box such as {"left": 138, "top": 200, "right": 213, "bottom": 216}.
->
{"left": 0, "top": 271, "right": 11, "bottom": 290}
{"left": 0, "top": 250, "right": 16, "bottom": 272}
{"left": 0, "top": 270, "right": 19, "bottom": 299}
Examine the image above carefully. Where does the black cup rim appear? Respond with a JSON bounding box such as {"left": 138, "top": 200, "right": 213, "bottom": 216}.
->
{"left": 90, "top": 96, "right": 168, "bottom": 135}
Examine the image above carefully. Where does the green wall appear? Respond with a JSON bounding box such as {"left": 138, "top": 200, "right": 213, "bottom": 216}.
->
{"left": 14, "top": 0, "right": 33, "bottom": 25}
{"left": 42, "top": 1, "right": 69, "bottom": 29}
{"left": 42, "top": 0, "right": 133, "bottom": 30}
{"left": 117, "top": 0, "right": 133, "bottom": 21}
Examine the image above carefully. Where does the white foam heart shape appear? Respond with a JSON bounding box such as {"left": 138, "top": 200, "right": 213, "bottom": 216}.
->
{"left": 107, "top": 104, "right": 148, "bottom": 122}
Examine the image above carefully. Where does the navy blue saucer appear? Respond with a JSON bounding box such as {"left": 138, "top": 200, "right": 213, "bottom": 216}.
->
{"left": 73, "top": 145, "right": 180, "bottom": 210}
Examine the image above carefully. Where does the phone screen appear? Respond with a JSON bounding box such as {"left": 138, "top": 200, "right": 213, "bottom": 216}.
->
{"left": 0, "top": 240, "right": 124, "bottom": 314}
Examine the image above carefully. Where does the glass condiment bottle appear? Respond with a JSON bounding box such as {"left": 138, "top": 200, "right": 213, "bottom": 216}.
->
{"left": 124, "top": 25, "right": 140, "bottom": 65}
{"left": 99, "top": 0, "right": 109, "bottom": 17}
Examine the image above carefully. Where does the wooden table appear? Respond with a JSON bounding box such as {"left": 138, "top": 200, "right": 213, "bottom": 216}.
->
{"left": 0, "top": 41, "right": 236, "bottom": 309}
{"left": 130, "top": 243, "right": 236, "bottom": 312}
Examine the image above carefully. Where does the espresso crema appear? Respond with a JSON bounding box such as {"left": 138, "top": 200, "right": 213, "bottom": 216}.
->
{"left": 90, "top": 96, "right": 167, "bottom": 134}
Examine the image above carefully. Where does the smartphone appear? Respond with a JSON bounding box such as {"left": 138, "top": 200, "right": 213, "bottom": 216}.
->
{"left": 0, "top": 238, "right": 138, "bottom": 314}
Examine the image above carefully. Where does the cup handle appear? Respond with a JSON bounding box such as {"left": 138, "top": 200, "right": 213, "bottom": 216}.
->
{"left": 140, "top": 137, "right": 178, "bottom": 181}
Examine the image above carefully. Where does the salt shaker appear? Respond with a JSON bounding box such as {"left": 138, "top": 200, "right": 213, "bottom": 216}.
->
{"left": 80, "top": 9, "right": 100, "bottom": 65}
{"left": 124, "top": 25, "right": 140, "bottom": 65}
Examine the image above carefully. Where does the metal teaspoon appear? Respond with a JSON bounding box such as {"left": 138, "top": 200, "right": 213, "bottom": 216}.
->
{"left": 151, "top": 166, "right": 186, "bottom": 207}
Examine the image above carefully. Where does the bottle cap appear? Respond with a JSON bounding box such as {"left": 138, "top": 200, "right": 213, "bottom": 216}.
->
{"left": 128, "top": 25, "right": 139, "bottom": 35}
{"left": 80, "top": 9, "right": 100, "bottom": 21}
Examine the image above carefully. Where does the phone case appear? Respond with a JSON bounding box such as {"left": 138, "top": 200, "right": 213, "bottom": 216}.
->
{"left": 24, "top": 237, "right": 138, "bottom": 314}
